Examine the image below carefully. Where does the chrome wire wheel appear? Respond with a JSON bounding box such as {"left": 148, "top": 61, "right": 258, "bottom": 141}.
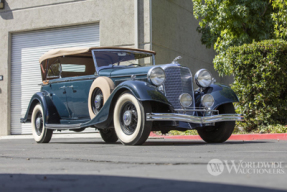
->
{"left": 113, "top": 92, "right": 152, "bottom": 145}
{"left": 119, "top": 101, "right": 138, "bottom": 135}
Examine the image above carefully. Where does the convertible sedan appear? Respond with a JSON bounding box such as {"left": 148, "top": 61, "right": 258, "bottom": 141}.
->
{"left": 21, "top": 47, "right": 243, "bottom": 145}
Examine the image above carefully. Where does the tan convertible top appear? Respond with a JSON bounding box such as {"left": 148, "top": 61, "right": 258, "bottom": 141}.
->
{"left": 39, "top": 47, "right": 156, "bottom": 63}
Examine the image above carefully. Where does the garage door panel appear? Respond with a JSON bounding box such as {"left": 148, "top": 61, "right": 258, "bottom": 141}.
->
{"left": 11, "top": 23, "right": 99, "bottom": 135}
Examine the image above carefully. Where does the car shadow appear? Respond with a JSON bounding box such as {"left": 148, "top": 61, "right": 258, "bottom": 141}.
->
{"left": 143, "top": 140, "right": 269, "bottom": 146}
{"left": 50, "top": 139, "right": 269, "bottom": 146}
{"left": 0, "top": 174, "right": 284, "bottom": 192}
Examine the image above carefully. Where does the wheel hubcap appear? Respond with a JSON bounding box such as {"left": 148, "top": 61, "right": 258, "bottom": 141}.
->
{"left": 120, "top": 102, "right": 138, "bottom": 135}
{"left": 35, "top": 112, "right": 43, "bottom": 136}
{"left": 95, "top": 94, "right": 103, "bottom": 109}
{"left": 123, "top": 111, "right": 132, "bottom": 126}
{"left": 36, "top": 117, "right": 42, "bottom": 129}
{"left": 91, "top": 88, "right": 103, "bottom": 115}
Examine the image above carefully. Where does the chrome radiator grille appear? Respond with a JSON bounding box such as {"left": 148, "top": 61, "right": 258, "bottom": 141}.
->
{"left": 163, "top": 66, "right": 194, "bottom": 111}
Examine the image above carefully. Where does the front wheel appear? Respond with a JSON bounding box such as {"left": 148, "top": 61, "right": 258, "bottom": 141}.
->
{"left": 197, "top": 103, "right": 235, "bottom": 143}
{"left": 31, "top": 104, "right": 53, "bottom": 143}
{"left": 113, "top": 92, "right": 152, "bottom": 145}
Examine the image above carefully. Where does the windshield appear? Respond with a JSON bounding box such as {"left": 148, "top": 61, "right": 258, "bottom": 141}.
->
{"left": 92, "top": 50, "right": 154, "bottom": 70}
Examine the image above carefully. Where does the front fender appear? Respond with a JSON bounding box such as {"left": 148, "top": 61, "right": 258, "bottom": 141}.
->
{"left": 81, "top": 80, "right": 171, "bottom": 129}
{"left": 195, "top": 83, "right": 239, "bottom": 110}
{"left": 20, "top": 91, "right": 60, "bottom": 124}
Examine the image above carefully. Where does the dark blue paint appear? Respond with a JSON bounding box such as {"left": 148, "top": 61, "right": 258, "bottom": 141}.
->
{"left": 65, "top": 78, "right": 94, "bottom": 119}
{"left": 20, "top": 91, "right": 60, "bottom": 124}
{"left": 194, "top": 83, "right": 239, "bottom": 110}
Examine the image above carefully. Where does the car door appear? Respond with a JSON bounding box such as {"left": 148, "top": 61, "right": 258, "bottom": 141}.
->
{"left": 66, "top": 76, "right": 95, "bottom": 120}
{"left": 46, "top": 63, "right": 71, "bottom": 119}
{"left": 50, "top": 81, "right": 70, "bottom": 119}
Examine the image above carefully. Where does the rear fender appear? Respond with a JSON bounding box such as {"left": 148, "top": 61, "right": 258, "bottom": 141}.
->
{"left": 20, "top": 91, "right": 60, "bottom": 124}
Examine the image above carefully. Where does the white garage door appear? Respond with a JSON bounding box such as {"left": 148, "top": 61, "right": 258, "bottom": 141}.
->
{"left": 11, "top": 24, "right": 100, "bottom": 134}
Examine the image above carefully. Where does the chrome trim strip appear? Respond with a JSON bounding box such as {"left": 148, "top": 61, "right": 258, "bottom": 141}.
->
{"left": 45, "top": 124, "right": 81, "bottom": 130}
{"left": 175, "top": 109, "right": 218, "bottom": 112}
{"left": 111, "top": 73, "right": 147, "bottom": 78}
{"left": 146, "top": 113, "right": 244, "bottom": 124}
{"left": 47, "top": 76, "right": 97, "bottom": 84}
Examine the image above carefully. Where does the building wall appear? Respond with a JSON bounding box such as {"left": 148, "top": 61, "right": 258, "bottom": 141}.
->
{"left": 0, "top": 0, "right": 151, "bottom": 136}
{"left": 152, "top": 0, "right": 233, "bottom": 85}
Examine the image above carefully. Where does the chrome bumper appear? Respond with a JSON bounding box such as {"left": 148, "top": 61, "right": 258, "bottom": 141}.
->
{"left": 146, "top": 113, "right": 244, "bottom": 124}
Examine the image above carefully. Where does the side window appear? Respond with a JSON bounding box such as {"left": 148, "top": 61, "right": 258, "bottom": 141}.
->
{"left": 47, "top": 63, "right": 61, "bottom": 79}
{"left": 62, "top": 64, "right": 86, "bottom": 72}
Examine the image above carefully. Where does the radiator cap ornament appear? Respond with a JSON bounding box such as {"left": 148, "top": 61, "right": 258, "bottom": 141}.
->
{"left": 172, "top": 56, "right": 182, "bottom": 64}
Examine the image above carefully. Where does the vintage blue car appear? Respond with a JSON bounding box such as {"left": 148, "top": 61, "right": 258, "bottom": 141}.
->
{"left": 20, "top": 47, "right": 243, "bottom": 145}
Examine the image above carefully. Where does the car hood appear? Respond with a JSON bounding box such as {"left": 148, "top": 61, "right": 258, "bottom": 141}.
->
{"left": 98, "top": 63, "right": 180, "bottom": 77}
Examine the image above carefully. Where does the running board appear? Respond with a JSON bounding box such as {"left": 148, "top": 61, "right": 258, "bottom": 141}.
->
{"left": 45, "top": 124, "right": 81, "bottom": 130}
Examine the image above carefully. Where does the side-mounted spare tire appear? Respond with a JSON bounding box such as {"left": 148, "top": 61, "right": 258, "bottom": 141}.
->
{"left": 88, "top": 77, "right": 115, "bottom": 119}
{"left": 88, "top": 77, "right": 118, "bottom": 143}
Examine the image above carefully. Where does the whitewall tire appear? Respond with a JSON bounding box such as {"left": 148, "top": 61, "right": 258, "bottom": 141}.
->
{"left": 31, "top": 104, "right": 53, "bottom": 143}
{"left": 113, "top": 92, "right": 152, "bottom": 145}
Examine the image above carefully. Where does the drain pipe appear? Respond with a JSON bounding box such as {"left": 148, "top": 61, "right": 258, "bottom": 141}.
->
{"left": 134, "top": 0, "right": 139, "bottom": 49}
{"left": 149, "top": 0, "right": 152, "bottom": 51}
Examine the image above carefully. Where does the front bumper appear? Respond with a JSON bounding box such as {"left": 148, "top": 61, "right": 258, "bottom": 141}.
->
{"left": 146, "top": 113, "right": 244, "bottom": 124}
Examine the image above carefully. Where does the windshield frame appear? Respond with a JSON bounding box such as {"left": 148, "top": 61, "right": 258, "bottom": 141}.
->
{"left": 91, "top": 49, "right": 155, "bottom": 74}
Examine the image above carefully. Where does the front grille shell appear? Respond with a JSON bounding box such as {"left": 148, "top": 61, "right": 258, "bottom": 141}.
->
{"left": 162, "top": 66, "right": 195, "bottom": 115}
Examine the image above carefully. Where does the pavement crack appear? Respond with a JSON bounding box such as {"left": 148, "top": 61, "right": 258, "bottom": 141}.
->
{"left": 0, "top": 155, "right": 206, "bottom": 166}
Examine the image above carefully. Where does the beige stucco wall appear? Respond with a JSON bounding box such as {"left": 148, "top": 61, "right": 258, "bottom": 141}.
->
{"left": 0, "top": 0, "right": 151, "bottom": 135}
{"left": 0, "top": 0, "right": 234, "bottom": 136}
{"left": 152, "top": 0, "right": 233, "bottom": 85}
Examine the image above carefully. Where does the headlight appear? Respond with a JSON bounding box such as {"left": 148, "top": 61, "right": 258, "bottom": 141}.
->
{"left": 201, "top": 94, "right": 214, "bottom": 108}
{"left": 195, "top": 69, "right": 212, "bottom": 87}
{"left": 147, "top": 67, "right": 165, "bottom": 86}
{"left": 179, "top": 93, "right": 193, "bottom": 108}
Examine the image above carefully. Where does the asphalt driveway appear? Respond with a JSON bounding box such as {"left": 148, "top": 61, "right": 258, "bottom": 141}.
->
{"left": 0, "top": 133, "right": 286, "bottom": 192}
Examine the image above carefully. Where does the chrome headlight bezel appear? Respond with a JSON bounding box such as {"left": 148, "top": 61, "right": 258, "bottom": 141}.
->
{"left": 147, "top": 67, "right": 166, "bottom": 86}
{"left": 194, "top": 69, "right": 213, "bottom": 88}
{"left": 201, "top": 94, "right": 215, "bottom": 108}
{"left": 179, "top": 93, "right": 193, "bottom": 108}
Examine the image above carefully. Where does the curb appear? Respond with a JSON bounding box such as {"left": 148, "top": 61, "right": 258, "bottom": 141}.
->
{"left": 149, "top": 132, "right": 287, "bottom": 141}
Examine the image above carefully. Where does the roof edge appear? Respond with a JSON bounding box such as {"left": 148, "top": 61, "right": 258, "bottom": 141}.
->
{"left": 39, "top": 46, "right": 156, "bottom": 63}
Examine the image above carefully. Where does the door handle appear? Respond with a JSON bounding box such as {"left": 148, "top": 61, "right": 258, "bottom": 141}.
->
{"left": 67, "top": 85, "right": 77, "bottom": 92}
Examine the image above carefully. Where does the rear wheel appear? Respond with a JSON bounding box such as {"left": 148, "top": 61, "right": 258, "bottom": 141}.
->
{"left": 31, "top": 104, "right": 53, "bottom": 143}
{"left": 113, "top": 92, "right": 152, "bottom": 145}
{"left": 99, "top": 128, "right": 118, "bottom": 143}
{"left": 197, "top": 103, "right": 235, "bottom": 143}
